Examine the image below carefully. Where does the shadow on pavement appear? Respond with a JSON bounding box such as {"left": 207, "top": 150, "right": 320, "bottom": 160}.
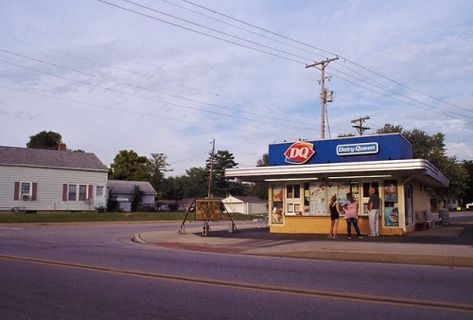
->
{"left": 200, "top": 215, "right": 473, "bottom": 246}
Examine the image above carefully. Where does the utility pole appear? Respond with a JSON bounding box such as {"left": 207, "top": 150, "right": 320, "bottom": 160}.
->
{"left": 351, "top": 116, "right": 371, "bottom": 136}
{"left": 306, "top": 56, "right": 339, "bottom": 139}
{"left": 207, "top": 138, "right": 215, "bottom": 199}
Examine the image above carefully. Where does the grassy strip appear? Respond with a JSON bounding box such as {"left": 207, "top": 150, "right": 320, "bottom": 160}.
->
{"left": 0, "top": 211, "right": 263, "bottom": 223}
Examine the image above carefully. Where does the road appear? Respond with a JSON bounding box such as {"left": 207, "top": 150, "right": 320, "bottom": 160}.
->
{"left": 0, "top": 222, "right": 472, "bottom": 320}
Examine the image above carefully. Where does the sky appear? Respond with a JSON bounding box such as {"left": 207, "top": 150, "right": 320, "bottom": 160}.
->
{"left": 1, "top": 0, "right": 472, "bottom": 175}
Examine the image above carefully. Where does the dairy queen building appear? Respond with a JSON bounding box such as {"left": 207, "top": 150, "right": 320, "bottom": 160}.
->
{"left": 225, "top": 133, "right": 448, "bottom": 235}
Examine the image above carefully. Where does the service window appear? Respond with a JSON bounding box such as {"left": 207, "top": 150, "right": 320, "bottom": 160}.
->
{"left": 362, "top": 182, "right": 379, "bottom": 215}
{"left": 286, "top": 184, "right": 301, "bottom": 215}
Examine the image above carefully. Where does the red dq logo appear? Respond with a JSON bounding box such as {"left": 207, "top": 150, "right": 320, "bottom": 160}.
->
{"left": 284, "top": 141, "right": 315, "bottom": 164}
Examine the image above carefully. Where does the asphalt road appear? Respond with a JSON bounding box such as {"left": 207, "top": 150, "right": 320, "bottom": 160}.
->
{"left": 0, "top": 221, "right": 472, "bottom": 320}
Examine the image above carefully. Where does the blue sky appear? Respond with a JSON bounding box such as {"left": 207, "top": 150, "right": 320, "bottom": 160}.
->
{"left": 1, "top": 0, "right": 472, "bottom": 175}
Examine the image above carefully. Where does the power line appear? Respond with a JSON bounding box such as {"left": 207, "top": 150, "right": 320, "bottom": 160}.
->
{"left": 0, "top": 48, "right": 314, "bottom": 127}
{"left": 97, "top": 0, "right": 306, "bottom": 65}
{"left": 97, "top": 0, "right": 472, "bottom": 123}
{"left": 328, "top": 71, "right": 473, "bottom": 122}
{"left": 157, "top": 0, "right": 326, "bottom": 61}
{"left": 0, "top": 58, "right": 319, "bottom": 133}
{"left": 120, "top": 0, "right": 312, "bottom": 63}
{"left": 179, "top": 0, "right": 470, "bottom": 113}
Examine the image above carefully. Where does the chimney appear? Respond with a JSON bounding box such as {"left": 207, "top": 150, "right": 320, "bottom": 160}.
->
{"left": 57, "top": 142, "right": 67, "bottom": 151}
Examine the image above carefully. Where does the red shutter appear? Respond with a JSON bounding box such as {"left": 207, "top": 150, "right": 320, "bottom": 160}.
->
{"left": 31, "top": 183, "right": 38, "bottom": 201}
{"left": 63, "top": 184, "right": 68, "bottom": 201}
{"left": 88, "top": 185, "right": 94, "bottom": 200}
{"left": 14, "top": 182, "right": 20, "bottom": 200}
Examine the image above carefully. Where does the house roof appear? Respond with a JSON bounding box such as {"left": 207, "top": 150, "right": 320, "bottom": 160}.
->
{"left": 108, "top": 180, "right": 157, "bottom": 195}
{"left": 0, "top": 146, "right": 108, "bottom": 172}
{"left": 226, "top": 159, "right": 449, "bottom": 187}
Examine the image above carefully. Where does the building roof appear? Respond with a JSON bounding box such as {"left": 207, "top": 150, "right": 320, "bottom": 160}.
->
{"left": 222, "top": 195, "right": 267, "bottom": 204}
{"left": 0, "top": 146, "right": 108, "bottom": 172}
{"left": 108, "top": 180, "right": 157, "bottom": 195}
{"left": 226, "top": 159, "right": 449, "bottom": 187}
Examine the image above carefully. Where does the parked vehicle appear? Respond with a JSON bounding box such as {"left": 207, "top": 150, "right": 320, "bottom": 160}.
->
{"left": 158, "top": 204, "right": 170, "bottom": 212}
{"left": 177, "top": 205, "right": 187, "bottom": 212}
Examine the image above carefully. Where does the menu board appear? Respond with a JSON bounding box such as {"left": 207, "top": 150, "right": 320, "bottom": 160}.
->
{"left": 309, "top": 182, "right": 326, "bottom": 214}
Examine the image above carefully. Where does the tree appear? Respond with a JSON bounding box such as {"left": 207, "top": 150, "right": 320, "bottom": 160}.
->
{"left": 148, "top": 153, "right": 172, "bottom": 197}
{"left": 256, "top": 153, "right": 268, "bottom": 167}
{"left": 252, "top": 153, "right": 269, "bottom": 199}
{"left": 462, "top": 161, "right": 473, "bottom": 205}
{"left": 109, "top": 150, "right": 151, "bottom": 181}
{"left": 376, "top": 124, "right": 468, "bottom": 199}
{"left": 376, "top": 123, "right": 403, "bottom": 134}
{"left": 27, "top": 131, "right": 62, "bottom": 149}
{"left": 130, "top": 185, "right": 144, "bottom": 212}
{"left": 206, "top": 150, "right": 238, "bottom": 197}
{"left": 182, "top": 167, "right": 208, "bottom": 198}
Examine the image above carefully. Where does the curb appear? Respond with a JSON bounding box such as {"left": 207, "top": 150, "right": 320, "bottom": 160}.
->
{"left": 246, "top": 250, "right": 473, "bottom": 268}
{"left": 134, "top": 234, "right": 473, "bottom": 268}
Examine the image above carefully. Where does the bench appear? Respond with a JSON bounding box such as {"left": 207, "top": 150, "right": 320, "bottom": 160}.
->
{"left": 415, "top": 210, "right": 441, "bottom": 230}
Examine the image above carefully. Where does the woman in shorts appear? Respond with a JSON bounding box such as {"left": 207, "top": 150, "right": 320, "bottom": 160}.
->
{"left": 328, "top": 195, "right": 340, "bottom": 239}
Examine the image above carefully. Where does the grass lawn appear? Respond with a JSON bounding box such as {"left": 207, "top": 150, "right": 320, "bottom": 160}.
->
{"left": 0, "top": 211, "right": 263, "bottom": 223}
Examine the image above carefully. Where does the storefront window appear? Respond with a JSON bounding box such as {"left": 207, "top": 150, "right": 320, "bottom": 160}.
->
{"left": 271, "top": 185, "right": 284, "bottom": 225}
{"left": 307, "top": 181, "right": 352, "bottom": 216}
{"left": 362, "top": 182, "right": 379, "bottom": 215}
{"left": 384, "top": 180, "right": 399, "bottom": 227}
{"left": 286, "top": 184, "right": 300, "bottom": 199}
{"left": 286, "top": 184, "right": 301, "bottom": 215}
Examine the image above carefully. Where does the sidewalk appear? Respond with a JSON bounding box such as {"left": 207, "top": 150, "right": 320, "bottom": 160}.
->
{"left": 134, "top": 214, "right": 473, "bottom": 268}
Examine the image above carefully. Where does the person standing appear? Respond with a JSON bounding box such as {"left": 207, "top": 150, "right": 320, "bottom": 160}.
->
{"left": 343, "top": 192, "right": 363, "bottom": 239}
{"left": 328, "top": 195, "right": 340, "bottom": 239}
{"left": 368, "top": 186, "right": 381, "bottom": 236}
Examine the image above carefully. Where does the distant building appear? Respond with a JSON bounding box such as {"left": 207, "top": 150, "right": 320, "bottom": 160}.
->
{"left": 0, "top": 145, "right": 108, "bottom": 212}
{"left": 222, "top": 195, "right": 267, "bottom": 215}
{"left": 108, "top": 180, "right": 157, "bottom": 212}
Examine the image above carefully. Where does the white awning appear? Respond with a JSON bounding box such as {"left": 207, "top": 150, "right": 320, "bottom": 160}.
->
{"left": 225, "top": 159, "right": 448, "bottom": 187}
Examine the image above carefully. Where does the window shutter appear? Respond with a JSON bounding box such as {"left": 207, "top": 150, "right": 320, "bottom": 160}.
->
{"left": 31, "top": 183, "right": 38, "bottom": 201}
{"left": 63, "top": 184, "right": 68, "bottom": 201}
{"left": 88, "top": 185, "right": 93, "bottom": 200}
{"left": 14, "top": 182, "right": 20, "bottom": 200}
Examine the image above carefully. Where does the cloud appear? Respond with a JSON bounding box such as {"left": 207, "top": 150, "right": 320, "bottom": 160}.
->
{"left": 1, "top": 0, "right": 472, "bottom": 176}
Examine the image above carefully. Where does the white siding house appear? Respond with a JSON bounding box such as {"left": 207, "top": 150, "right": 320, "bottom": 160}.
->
{"left": 0, "top": 146, "right": 108, "bottom": 212}
{"left": 222, "top": 195, "right": 267, "bottom": 215}
{"left": 108, "top": 180, "right": 157, "bottom": 212}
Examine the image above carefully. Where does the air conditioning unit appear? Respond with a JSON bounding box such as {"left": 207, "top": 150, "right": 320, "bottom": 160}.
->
{"left": 21, "top": 194, "right": 30, "bottom": 201}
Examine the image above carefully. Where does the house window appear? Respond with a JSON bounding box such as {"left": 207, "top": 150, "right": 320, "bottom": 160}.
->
{"left": 68, "top": 184, "right": 77, "bottom": 201}
{"left": 96, "top": 186, "right": 104, "bottom": 196}
{"left": 20, "top": 182, "right": 32, "bottom": 200}
{"left": 79, "top": 185, "right": 87, "bottom": 201}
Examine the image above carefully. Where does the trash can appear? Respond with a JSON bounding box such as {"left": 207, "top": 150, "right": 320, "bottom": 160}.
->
{"left": 439, "top": 208, "right": 450, "bottom": 226}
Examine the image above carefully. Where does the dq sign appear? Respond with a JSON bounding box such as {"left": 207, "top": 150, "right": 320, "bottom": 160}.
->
{"left": 284, "top": 141, "right": 315, "bottom": 164}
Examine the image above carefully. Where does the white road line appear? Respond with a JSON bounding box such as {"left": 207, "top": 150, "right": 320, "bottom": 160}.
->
{"left": 0, "top": 227, "right": 23, "bottom": 230}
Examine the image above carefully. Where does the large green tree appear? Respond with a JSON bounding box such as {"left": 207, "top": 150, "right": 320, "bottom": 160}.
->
{"left": 376, "top": 123, "right": 468, "bottom": 199}
{"left": 109, "top": 150, "right": 151, "bottom": 181}
{"left": 148, "top": 152, "right": 172, "bottom": 197}
{"left": 27, "top": 131, "right": 62, "bottom": 149}
{"left": 206, "top": 150, "right": 238, "bottom": 197}
{"left": 182, "top": 167, "right": 209, "bottom": 198}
